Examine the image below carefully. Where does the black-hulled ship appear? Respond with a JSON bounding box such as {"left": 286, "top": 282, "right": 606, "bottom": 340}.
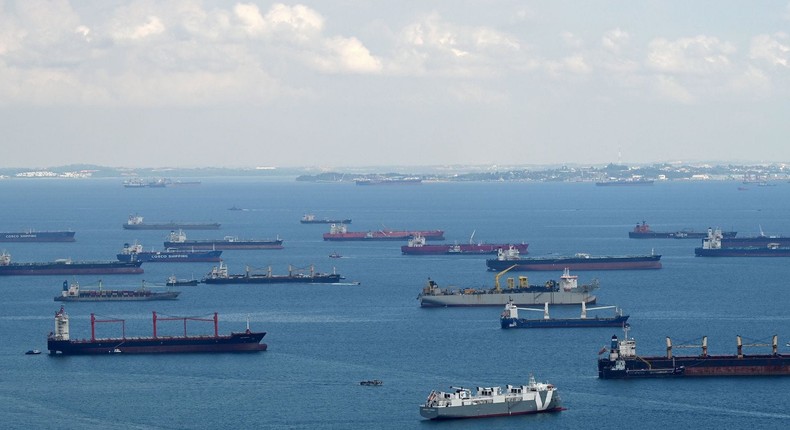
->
{"left": 486, "top": 247, "right": 661, "bottom": 271}
{"left": 300, "top": 214, "right": 352, "bottom": 224}
{"left": 629, "top": 221, "right": 736, "bottom": 239}
{"left": 47, "top": 307, "right": 267, "bottom": 355}
{"left": 163, "top": 230, "right": 283, "bottom": 250}
{"left": 0, "top": 230, "right": 76, "bottom": 242}
{"left": 598, "top": 326, "right": 790, "bottom": 378}
{"left": 123, "top": 214, "right": 220, "bottom": 230}
{"left": 0, "top": 252, "right": 143, "bottom": 276}
{"left": 695, "top": 228, "right": 790, "bottom": 257}
{"left": 500, "top": 300, "right": 628, "bottom": 329}
{"left": 719, "top": 226, "right": 790, "bottom": 248}
{"left": 116, "top": 242, "right": 222, "bottom": 262}
{"left": 202, "top": 261, "right": 342, "bottom": 284}
{"left": 55, "top": 280, "right": 179, "bottom": 301}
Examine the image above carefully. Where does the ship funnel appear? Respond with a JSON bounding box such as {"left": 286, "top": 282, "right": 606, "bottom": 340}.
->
{"left": 773, "top": 335, "right": 778, "bottom": 355}
{"left": 543, "top": 302, "right": 550, "bottom": 320}
{"left": 702, "top": 336, "right": 708, "bottom": 357}
{"left": 54, "top": 306, "right": 69, "bottom": 341}
{"left": 737, "top": 335, "right": 743, "bottom": 358}
{"left": 666, "top": 337, "right": 672, "bottom": 359}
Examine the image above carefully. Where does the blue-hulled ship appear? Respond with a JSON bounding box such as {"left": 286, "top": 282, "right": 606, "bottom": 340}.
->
{"left": 117, "top": 242, "right": 222, "bottom": 262}
{"left": 500, "top": 300, "right": 628, "bottom": 329}
{"left": 0, "top": 230, "right": 75, "bottom": 242}
{"left": 55, "top": 280, "right": 180, "bottom": 301}
{"left": 486, "top": 247, "right": 662, "bottom": 271}
{"left": 695, "top": 228, "right": 790, "bottom": 257}
{"left": 0, "top": 252, "right": 143, "bottom": 276}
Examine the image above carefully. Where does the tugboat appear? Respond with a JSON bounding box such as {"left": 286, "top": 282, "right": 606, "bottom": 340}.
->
{"left": 419, "top": 375, "right": 563, "bottom": 420}
{"left": 500, "top": 300, "right": 628, "bottom": 329}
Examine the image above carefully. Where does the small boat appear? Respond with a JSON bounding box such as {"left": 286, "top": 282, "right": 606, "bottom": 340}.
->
{"left": 25, "top": 349, "right": 42, "bottom": 355}
{"left": 360, "top": 380, "right": 383, "bottom": 386}
{"left": 329, "top": 252, "right": 342, "bottom": 259}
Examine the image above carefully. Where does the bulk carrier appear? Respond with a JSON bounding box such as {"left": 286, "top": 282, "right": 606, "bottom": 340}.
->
{"left": 164, "top": 230, "right": 283, "bottom": 250}
{"left": 598, "top": 326, "right": 790, "bottom": 378}
{"left": 47, "top": 306, "right": 267, "bottom": 354}
{"left": 202, "top": 262, "right": 343, "bottom": 284}
{"left": 55, "top": 280, "right": 179, "bottom": 301}
{"left": 486, "top": 247, "right": 661, "bottom": 271}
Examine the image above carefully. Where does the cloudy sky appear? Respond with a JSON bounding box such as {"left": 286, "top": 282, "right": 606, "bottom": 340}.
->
{"left": 1, "top": 1, "right": 789, "bottom": 168}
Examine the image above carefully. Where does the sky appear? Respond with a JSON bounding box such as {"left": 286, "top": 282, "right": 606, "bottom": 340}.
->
{"left": 1, "top": 1, "right": 789, "bottom": 169}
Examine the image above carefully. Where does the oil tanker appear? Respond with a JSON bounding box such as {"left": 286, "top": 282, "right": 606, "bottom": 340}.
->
{"left": 628, "top": 221, "right": 736, "bottom": 239}
{"left": 486, "top": 247, "right": 661, "bottom": 271}
{"left": 323, "top": 223, "right": 444, "bottom": 241}
{"left": 123, "top": 214, "right": 220, "bottom": 230}
{"left": 598, "top": 326, "right": 790, "bottom": 378}
{"left": 55, "top": 280, "right": 179, "bottom": 301}
{"left": 695, "top": 228, "right": 790, "bottom": 257}
{"left": 47, "top": 306, "right": 267, "bottom": 354}
{"left": 116, "top": 242, "right": 223, "bottom": 262}
{"left": 164, "top": 230, "right": 283, "bottom": 250}
{"left": 202, "top": 262, "right": 343, "bottom": 284}
{"left": 401, "top": 233, "right": 528, "bottom": 255}
{"left": 0, "top": 252, "right": 143, "bottom": 275}
{"left": 418, "top": 267, "right": 598, "bottom": 307}
{"left": 720, "top": 226, "right": 790, "bottom": 248}
{"left": 0, "top": 230, "right": 76, "bottom": 242}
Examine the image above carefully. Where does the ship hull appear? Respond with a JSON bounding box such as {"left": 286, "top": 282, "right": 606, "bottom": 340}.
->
{"left": 629, "top": 231, "right": 736, "bottom": 239}
{"left": 164, "top": 240, "right": 283, "bottom": 250}
{"left": 420, "top": 394, "right": 561, "bottom": 420}
{"left": 48, "top": 332, "right": 267, "bottom": 355}
{"left": 598, "top": 355, "right": 790, "bottom": 379}
{"left": 501, "top": 315, "right": 628, "bottom": 329}
{"left": 721, "top": 237, "right": 790, "bottom": 248}
{"left": 695, "top": 248, "right": 790, "bottom": 257}
{"left": 55, "top": 291, "right": 180, "bottom": 301}
{"left": 419, "top": 292, "right": 596, "bottom": 307}
{"left": 0, "top": 261, "right": 143, "bottom": 276}
{"left": 123, "top": 223, "right": 220, "bottom": 230}
{"left": 486, "top": 255, "right": 661, "bottom": 271}
{"left": 324, "top": 230, "right": 444, "bottom": 241}
{"left": 204, "top": 274, "right": 343, "bottom": 284}
{"left": 0, "top": 231, "right": 76, "bottom": 242}
{"left": 301, "top": 219, "right": 352, "bottom": 224}
{"left": 402, "top": 243, "right": 528, "bottom": 255}
{"left": 117, "top": 250, "right": 222, "bottom": 262}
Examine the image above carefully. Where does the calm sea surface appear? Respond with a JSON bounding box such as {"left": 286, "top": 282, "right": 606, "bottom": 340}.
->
{"left": 0, "top": 179, "right": 788, "bottom": 429}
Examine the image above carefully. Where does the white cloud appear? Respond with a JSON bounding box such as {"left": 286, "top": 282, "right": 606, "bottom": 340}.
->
{"left": 647, "top": 35, "right": 735, "bottom": 74}
{"left": 602, "top": 28, "right": 629, "bottom": 53}
{"left": 750, "top": 33, "right": 789, "bottom": 67}
{"left": 653, "top": 74, "right": 695, "bottom": 103}
{"left": 561, "top": 31, "right": 584, "bottom": 49}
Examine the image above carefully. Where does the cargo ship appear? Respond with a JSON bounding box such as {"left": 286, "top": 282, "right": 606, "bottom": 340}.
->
{"left": 401, "top": 233, "right": 528, "bottom": 255}
{"left": 166, "top": 275, "right": 199, "bottom": 286}
{"left": 0, "top": 252, "right": 143, "bottom": 276}
{"left": 719, "top": 226, "right": 790, "bottom": 248}
{"left": 123, "top": 214, "right": 220, "bottom": 230}
{"left": 695, "top": 228, "right": 790, "bottom": 257}
{"left": 202, "top": 261, "right": 343, "bottom": 284}
{"left": 500, "top": 300, "right": 628, "bottom": 329}
{"left": 323, "top": 223, "right": 444, "bottom": 241}
{"left": 47, "top": 307, "right": 267, "bottom": 355}
{"left": 628, "top": 221, "right": 736, "bottom": 239}
{"left": 55, "top": 280, "right": 180, "bottom": 301}
{"left": 164, "top": 230, "right": 284, "bottom": 250}
{"left": 300, "top": 214, "right": 352, "bottom": 224}
{"left": 486, "top": 246, "right": 661, "bottom": 271}
{"left": 418, "top": 267, "right": 598, "bottom": 307}
{"left": 116, "top": 242, "right": 223, "bottom": 262}
{"left": 597, "top": 325, "right": 790, "bottom": 378}
{"left": 0, "top": 230, "right": 76, "bottom": 242}
{"left": 419, "top": 375, "right": 563, "bottom": 420}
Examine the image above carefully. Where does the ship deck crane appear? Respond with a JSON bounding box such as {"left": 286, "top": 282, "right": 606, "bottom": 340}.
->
{"left": 494, "top": 265, "right": 518, "bottom": 292}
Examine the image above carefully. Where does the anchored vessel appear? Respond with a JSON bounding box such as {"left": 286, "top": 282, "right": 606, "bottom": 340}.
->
{"left": 301, "top": 214, "right": 352, "bottom": 224}
{"left": 55, "top": 280, "right": 179, "bottom": 301}
{"left": 718, "top": 226, "right": 790, "bottom": 248}
{"left": 401, "top": 233, "right": 528, "bottom": 255}
{"left": 0, "top": 230, "right": 76, "bottom": 242}
{"left": 500, "top": 300, "right": 628, "bottom": 329}
{"left": 597, "top": 326, "right": 790, "bottom": 378}
{"left": 123, "top": 215, "right": 220, "bottom": 230}
{"left": 695, "top": 228, "right": 790, "bottom": 257}
{"left": 419, "top": 375, "right": 562, "bottom": 420}
{"left": 47, "top": 307, "right": 267, "bottom": 355}
{"left": 202, "top": 261, "right": 343, "bottom": 284}
{"left": 419, "top": 267, "right": 597, "bottom": 307}
{"left": 166, "top": 275, "right": 199, "bottom": 286}
{"left": 629, "top": 221, "right": 736, "bottom": 239}
{"left": 486, "top": 246, "right": 662, "bottom": 271}
{"left": 0, "top": 252, "right": 143, "bottom": 276}
{"left": 117, "top": 242, "right": 223, "bottom": 262}
{"left": 164, "top": 230, "right": 283, "bottom": 250}
{"left": 323, "top": 223, "right": 444, "bottom": 241}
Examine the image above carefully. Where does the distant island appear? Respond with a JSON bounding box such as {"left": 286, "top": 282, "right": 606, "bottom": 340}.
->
{"left": 1, "top": 163, "right": 789, "bottom": 183}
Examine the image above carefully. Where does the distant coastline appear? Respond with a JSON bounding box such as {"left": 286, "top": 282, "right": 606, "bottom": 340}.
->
{"left": 1, "top": 163, "right": 788, "bottom": 183}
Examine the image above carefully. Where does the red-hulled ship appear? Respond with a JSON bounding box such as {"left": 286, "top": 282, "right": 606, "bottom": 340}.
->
{"left": 47, "top": 307, "right": 267, "bottom": 355}
{"left": 323, "top": 223, "right": 444, "bottom": 241}
{"left": 401, "top": 233, "right": 528, "bottom": 255}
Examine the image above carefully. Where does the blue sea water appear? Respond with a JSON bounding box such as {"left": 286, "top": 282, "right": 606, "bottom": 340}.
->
{"left": 0, "top": 179, "right": 789, "bottom": 429}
